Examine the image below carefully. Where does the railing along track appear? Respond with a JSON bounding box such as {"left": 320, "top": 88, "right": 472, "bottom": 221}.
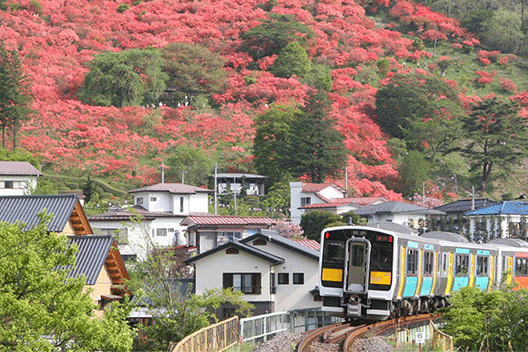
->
{"left": 297, "top": 313, "right": 441, "bottom": 352}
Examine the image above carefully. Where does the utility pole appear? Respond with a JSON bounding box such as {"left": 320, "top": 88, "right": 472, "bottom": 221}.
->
{"left": 181, "top": 170, "right": 188, "bottom": 184}
{"left": 161, "top": 162, "right": 165, "bottom": 183}
{"left": 214, "top": 163, "right": 218, "bottom": 215}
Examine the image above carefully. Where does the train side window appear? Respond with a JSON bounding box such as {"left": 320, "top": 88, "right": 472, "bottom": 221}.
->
{"left": 456, "top": 254, "right": 469, "bottom": 276}
{"left": 424, "top": 251, "right": 433, "bottom": 275}
{"left": 443, "top": 254, "right": 447, "bottom": 272}
{"left": 407, "top": 249, "right": 417, "bottom": 275}
{"left": 477, "top": 256, "right": 488, "bottom": 276}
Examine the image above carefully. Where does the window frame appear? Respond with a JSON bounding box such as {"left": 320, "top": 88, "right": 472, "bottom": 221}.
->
{"left": 293, "top": 273, "right": 304, "bottom": 285}
{"left": 278, "top": 273, "right": 289, "bottom": 285}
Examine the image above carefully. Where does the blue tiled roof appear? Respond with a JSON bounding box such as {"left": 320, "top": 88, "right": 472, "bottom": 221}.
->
{"left": 66, "top": 235, "right": 113, "bottom": 285}
{"left": 465, "top": 201, "right": 528, "bottom": 216}
{"left": 0, "top": 194, "right": 79, "bottom": 232}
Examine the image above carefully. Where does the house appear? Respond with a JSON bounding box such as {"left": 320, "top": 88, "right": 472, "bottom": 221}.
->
{"left": 353, "top": 201, "right": 445, "bottom": 229}
{"left": 215, "top": 173, "right": 267, "bottom": 196}
{"left": 0, "top": 194, "right": 129, "bottom": 316}
{"left": 185, "top": 231, "right": 321, "bottom": 318}
{"left": 181, "top": 214, "right": 277, "bottom": 254}
{"left": 0, "top": 161, "right": 42, "bottom": 195}
{"left": 89, "top": 183, "right": 213, "bottom": 261}
{"left": 432, "top": 198, "right": 499, "bottom": 232}
{"left": 465, "top": 201, "right": 528, "bottom": 240}
{"left": 290, "top": 181, "right": 388, "bottom": 224}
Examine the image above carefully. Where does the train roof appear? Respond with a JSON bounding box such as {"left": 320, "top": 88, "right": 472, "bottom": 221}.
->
{"left": 489, "top": 238, "right": 528, "bottom": 248}
{"left": 420, "top": 231, "right": 469, "bottom": 243}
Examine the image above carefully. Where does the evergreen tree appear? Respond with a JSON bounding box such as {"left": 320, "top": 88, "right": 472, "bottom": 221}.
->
{"left": 0, "top": 43, "right": 33, "bottom": 149}
{"left": 270, "top": 41, "right": 312, "bottom": 78}
{"left": 286, "top": 91, "right": 347, "bottom": 183}
{"left": 460, "top": 97, "right": 528, "bottom": 192}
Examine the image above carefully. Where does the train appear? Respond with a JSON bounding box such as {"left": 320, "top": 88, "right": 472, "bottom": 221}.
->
{"left": 318, "top": 225, "right": 528, "bottom": 321}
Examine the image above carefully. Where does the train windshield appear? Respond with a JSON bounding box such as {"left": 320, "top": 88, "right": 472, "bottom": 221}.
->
{"left": 322, "top": 240, "right": 346, "bottom": 264}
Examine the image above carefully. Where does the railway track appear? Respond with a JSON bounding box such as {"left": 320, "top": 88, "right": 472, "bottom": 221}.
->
{"left": 297, "top": 313, "right": 441, "bottom": 352}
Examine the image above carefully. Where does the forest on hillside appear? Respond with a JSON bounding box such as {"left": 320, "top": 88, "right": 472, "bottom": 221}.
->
{"left": 2, "top": 0, "right": 528, "bottom": 211}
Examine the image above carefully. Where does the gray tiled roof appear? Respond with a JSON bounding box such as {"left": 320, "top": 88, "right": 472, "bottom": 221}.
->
{"left": 434, "top": 198, "right": 498, "bottom": 213}
{"left": 241, "top": 231, "right": 320, "bottom": 260}
{"left": 185, "top": 241, "right": 285, "bottom": 265}
{"left": 129, "top": 183, "right": 212, "bottom": 194}
{"left": 0, "top": 161, "right": 42, "bottom": 176}
{"left": 0, "top": 194, "right": 79, "bottom": 231}
{"left": 354, "top": 201, "right": 445, "bottom": 216}
{"left": 66, "top": 235, "right": 113, "bottom": 285}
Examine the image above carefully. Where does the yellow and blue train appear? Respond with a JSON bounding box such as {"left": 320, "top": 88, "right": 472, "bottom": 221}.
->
{"left": 318, "top": 225, "right": 528, "bottom": 320}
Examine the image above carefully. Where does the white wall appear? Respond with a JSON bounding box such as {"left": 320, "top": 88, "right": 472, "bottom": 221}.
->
{"left": 256, "top": 241, "right": 321, "bottom": 311}
{"left": 0, "top": 176, "right": 37, "bottom": 196}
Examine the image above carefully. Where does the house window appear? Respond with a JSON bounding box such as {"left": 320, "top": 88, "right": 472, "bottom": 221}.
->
{"left": 278, "top": 273, "right": 289, "bottom": 285}
{"left": 301, "top": 197, "right": 311, "bottom": 206}
{"left": 293, "top": 273, "right": 304, "bottom": 285}
{"left": 136, "top": 197, "right": 143, "bottom": 205}
{"left": 156, "top": 228, "right": 167, "bottom": 236}
{"left": 223, "top": 273, "right": 261, "bottom": 294}
{"left": 226, "top": 248, "right": 239, "bottom": 254}
{"left": 180, "top": 197, "right": 184, "bottom": 212}
{"left": 4, "top": 181, "right": 13, "bottom": 189}
{"left": 150, "top": 196, "right": 157, "bottom": 202}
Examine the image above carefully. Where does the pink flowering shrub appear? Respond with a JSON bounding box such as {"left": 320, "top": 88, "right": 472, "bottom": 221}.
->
{"left": 272, "top": 219, "right": 304, "bottom": 238}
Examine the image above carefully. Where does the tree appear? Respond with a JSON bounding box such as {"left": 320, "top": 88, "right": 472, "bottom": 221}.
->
{"left": 375, "top": 72, "right": 464, "bottom": 143}
{"left": 481, "top": 10, "right": 523, "bottom": 54}
{"left": 165, "top": 145, "right": 215, "bottom": 186}
{"left": 270, "top": 41, "right": 312, "bottom": 79}
{"left": 241, "top": 13, "right": 314, "bottom": 61}
{"left": 300, "top": 211, "right": 343, "bottom": 241}
{"left": 127, "top": 244, "right": 253, "bottom": 350}
{"left": 396, "top": 150, "right": 430, "bottom": 197}
{"left": 286, "top": 91, "right": 347, "bottom": 183}
{"left": 0, "top": 217, "right": 134, "bottom": 351}
{"left": 0, "top": 43, "right": 33, "bottom": 149}
{"left": 160, "top": 42, "right": 227, "bottom": 107}
{"left": 79, "top": 48, "right": 167, "bottom": 107}
{"left": 253, "top": 103, "right": 299, "bottom": 183}
{"left": 460, "top": 97, "right": 528, "bottom": 192}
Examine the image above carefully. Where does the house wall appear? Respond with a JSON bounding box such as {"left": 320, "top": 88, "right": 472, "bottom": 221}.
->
{"left": 91, "top": 216, "right": 186, "bottom": 261}
{"left": 84, "top": 267, "right": 113, "bottom": 318}
{"left": 193, "top": 249, "right": 274, "bottom": 314}
{"left": 188, "top": 193, "right": 209, "bottom": 213}
{"left": 0, "top": 176, "right": 37, "bottom": 196}
{"left": 251, "top": 241, "right": 321, "bottom": 311}
{"left": 63, "top": 220, "right": 77, "bottom": 235}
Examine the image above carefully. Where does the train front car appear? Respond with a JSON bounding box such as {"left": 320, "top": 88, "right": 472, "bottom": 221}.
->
{"left": 319, "top": 226, "right": 396, "bottom": 321}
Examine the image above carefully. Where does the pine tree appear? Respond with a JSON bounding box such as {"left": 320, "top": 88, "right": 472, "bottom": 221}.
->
{"left": 0, "top": 43, "right": 32, "bottom": 149}
{"left": 286, "top": 91, "right": 347, "bottom": 183}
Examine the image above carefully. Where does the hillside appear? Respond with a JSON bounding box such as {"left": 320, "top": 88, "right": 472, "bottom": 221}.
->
{"left": 2, "top": 0, "right": 528, "bottom": 204}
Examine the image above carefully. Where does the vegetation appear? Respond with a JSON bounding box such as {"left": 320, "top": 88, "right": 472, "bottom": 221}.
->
{"left": 441, "top": 286, "right": 528, "bottom": 352}
{"left": 0, "top": 216, "right": 135, "bottom": 351}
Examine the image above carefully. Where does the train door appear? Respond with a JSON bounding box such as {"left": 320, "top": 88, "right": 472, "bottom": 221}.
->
{"left": 344, "top": 238, "right": 370, "bottom": 293}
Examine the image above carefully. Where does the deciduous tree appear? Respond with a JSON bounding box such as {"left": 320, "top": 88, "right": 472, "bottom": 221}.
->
{"left": 0, "top": 217, "right": 134, "bottom": 351}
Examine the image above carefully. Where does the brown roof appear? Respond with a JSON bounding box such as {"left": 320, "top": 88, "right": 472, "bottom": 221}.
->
{"left": 0, "top": 161, "right": 42, "bottom": 176}
{"left": 301, "top": 183, "right": 344, "bottom": 193}
{"left": 129, "top": 183, "right": 212, "bottom": 194}
{"left": 181, "top": 215, "right": 276, "bottom": 227}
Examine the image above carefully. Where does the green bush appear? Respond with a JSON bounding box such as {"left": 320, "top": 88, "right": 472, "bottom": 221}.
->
{"left": 116, "top": 3, "right": 130, "bottom": 13}
{"left": 300, "top": 211, "right": 342, "bottom": 241}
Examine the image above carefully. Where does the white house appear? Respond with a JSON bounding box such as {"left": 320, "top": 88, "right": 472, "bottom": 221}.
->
{"left": 290, "top": 181, "right": 387, "bottom": 224}
{"left": 215, "top": 173, "right": 267, "bottom": 196}
{"left": 0, "top": 161, "right": 42, "bottom": 195}
{"left": 465, "top": 201, "right": 528, "bottom": 240}
{"left": 89, "top": 183, "right": 212, "bottom": 261}
{"left": 185, "top": 232, "right": 321, "bottom": 318}
{"left": 354, "top": 201, "right": 444, "bottom": 229}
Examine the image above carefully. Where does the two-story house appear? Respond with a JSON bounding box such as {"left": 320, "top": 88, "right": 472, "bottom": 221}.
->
{"left": 0, "top": 194, "right": 129, "bottom": 316}
{"left": 290, "top": 181, "right": 388, "bottom": 224}
{"left": 89, "top": 183, "right": 213, "bottom": 261}
{"left": 0, "top": 161, "right": 42, "bottom": 195}
{"left": 185, "top": 231, "right": 321, "bottom": 318}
